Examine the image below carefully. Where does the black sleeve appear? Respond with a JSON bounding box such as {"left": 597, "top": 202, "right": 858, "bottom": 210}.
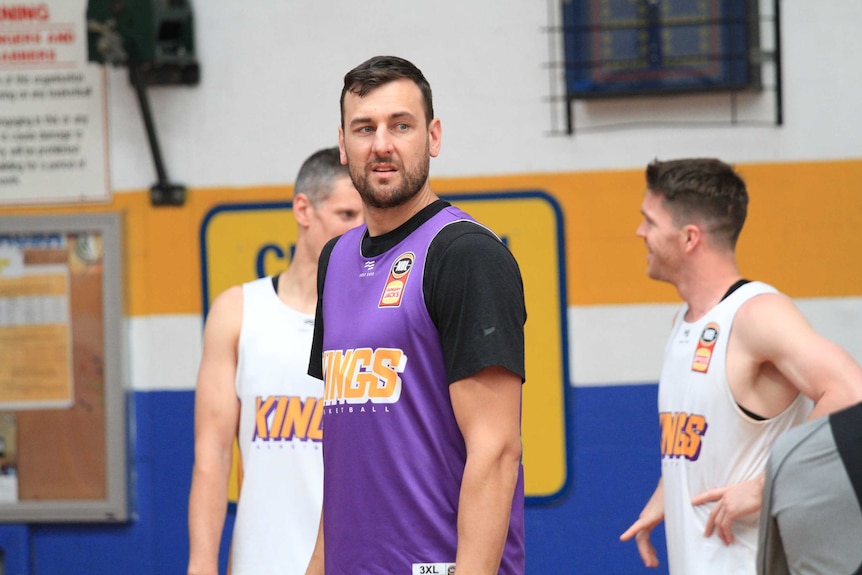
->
{"left": 425, "top": 222, "right": 527, "bottom": 384}
{"left": 307, "top": 236, "right": 339, "bottom": 380}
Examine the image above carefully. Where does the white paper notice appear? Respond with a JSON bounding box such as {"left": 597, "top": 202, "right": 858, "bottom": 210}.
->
{"left": 0, "top": 239, "right": 74, "bottom": 410}
{"left": 0, "top": 0, "right": 110, "bottom": 204}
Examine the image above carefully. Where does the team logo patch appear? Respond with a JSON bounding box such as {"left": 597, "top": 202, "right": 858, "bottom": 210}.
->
{"left": 692, "top": 322, "right": 719, "bottom": 373}
{"left": 379, "top": 252, "right": 414, "bottom": 308}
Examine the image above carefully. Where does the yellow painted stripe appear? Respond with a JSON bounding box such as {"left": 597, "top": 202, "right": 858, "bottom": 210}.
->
{"left": 3, "top": 186, "right": 292, "bottom": 316}
{"left": 435, "top": 158, "right": 862, "bottom": 303}
{"left": 3, "top": 158, "right": 860, "bottom": 315}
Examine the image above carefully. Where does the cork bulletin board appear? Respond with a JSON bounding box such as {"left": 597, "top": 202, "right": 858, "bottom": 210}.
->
{"left": 0, "top": 213, "right": 127, "bottom": 522}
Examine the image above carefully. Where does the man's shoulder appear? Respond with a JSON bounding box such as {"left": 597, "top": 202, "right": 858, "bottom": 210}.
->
{"left": 437, "top": 218, "right": 498, "bottom": 238}
{"left": 210, "top": 283, "right": 245, "bottom": 313}
{"left": 738, "top": 280, "right": 780, "bottom": 297}
{"left": 199, "top": 283, "right": 244, "bottom": 357}
{"left": 431, "top": 219, "right": 506, "bottom": 256}
{"left": 733, "top": 287, "right": 793, "bottom": 321}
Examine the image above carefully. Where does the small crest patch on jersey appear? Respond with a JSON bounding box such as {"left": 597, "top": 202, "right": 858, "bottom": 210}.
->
{"left": 692, "top": 322, "right": 720, "bottom": 373}
{"left": 379, "top": 252, "right": 415, "bottom": 308}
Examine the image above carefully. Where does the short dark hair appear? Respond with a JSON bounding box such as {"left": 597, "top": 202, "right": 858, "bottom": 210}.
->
{"left": 294, "top": 147, "right": 350, "bottom": 206}
{"left": 646, "top": 158, "right": 749, "bottom": 249}
{"left": 340, "top": 55, "right": 434, "bottom": 127}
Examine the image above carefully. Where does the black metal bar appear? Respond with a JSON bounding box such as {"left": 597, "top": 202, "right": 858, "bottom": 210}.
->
{"left": 546, "top": 0, "right": 562, "bottom": 135}
{"left": 130, "top": 64, "right": 168, "bottom": 185}
{"left": 773, "top": 0, "right": 783, "bottom": 125}
{"left": 731, "top": 91, "right": 738, "bottom": 125}
{"left": 129, "top": 63, "right": 186, "bottom": 205}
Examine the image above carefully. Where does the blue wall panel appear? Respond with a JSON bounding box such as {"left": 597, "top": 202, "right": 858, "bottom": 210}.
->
{"left": 2, "top": 385, "right": 668, "bottom": 574}
{"left": 526, "top": 384, "right": 668, "bottom": 574}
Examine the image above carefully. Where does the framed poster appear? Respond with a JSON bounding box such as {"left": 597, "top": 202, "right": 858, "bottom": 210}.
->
{"left": 0, "top": 213, "right": 127, "bottom": 522}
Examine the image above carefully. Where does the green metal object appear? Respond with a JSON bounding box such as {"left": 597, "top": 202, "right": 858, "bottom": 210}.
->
{"left": 86, "top": 0, "right": 199, "bottom": 85}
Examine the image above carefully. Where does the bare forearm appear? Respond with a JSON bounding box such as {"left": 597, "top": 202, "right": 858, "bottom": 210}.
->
{"left": 188, "top": 464, "right": 231, "bottom": 575}
{"left": 455, "top": 453, "right": 521, "bottom": 575}
{"left": 189, "top": 289, "right": 242, "bottom": 575}
{"left": 808, "top": 387, "right": 862, "bottom": 420}
{"left": 304, "top": 514, "right": 325, "bottom": 575}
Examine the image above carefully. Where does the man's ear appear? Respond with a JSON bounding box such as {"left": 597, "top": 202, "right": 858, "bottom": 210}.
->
{"left": 682, "top": 223, "right": 702, "bottom": 253}
{"left": 293, "top": 193, "right": 313, "bottom": 228}
{"left": 338, "top": 127, "right": 348, "bottom": 165}
{"left": 428, "top": 118, "right": 442, "bottom": 158}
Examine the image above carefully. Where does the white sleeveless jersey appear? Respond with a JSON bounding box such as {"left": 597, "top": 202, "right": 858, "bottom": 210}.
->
{"left": 659, "top": 281, "right": 811, "bottom": 575}
{"left": 230, "top": 277, "right": 324, "bottom": 575}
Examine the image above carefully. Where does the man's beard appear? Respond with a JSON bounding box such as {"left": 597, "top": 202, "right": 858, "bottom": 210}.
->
{"left": 348, "top": 151, "right": 430, "bottom": 210}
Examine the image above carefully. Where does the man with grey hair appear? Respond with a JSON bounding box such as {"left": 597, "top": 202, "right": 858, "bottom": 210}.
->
{"left": 188, "top": 147, "right": 362, "bottom": 575}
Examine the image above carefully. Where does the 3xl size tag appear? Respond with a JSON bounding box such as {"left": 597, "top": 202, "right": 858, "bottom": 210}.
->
{"left": 412, "top": 563, "right": 455, "bottom": 575}
{"left": 692, "top": 322, "right": 719, "bottom": 373}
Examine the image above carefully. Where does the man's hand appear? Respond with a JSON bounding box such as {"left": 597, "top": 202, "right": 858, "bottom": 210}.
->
{"left": 620, "top": 481, "right": 664, "bottom": 568}
{"left": 691, "top": 475, "right": 764, "bottom": 545}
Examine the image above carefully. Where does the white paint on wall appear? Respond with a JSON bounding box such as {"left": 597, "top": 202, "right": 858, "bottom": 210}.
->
{"left": 569, "top": 297, "right": 862, "bottom": 387}
{"left": 108, "top": 1, "right": 862, "bottom": 394}
{"left": 795, "top": 298, "right": 862, "bottom": 362}
{"left": 568, "top": 303, "right": 677, "bottom": 387}
{"left": 127, "top": 315, "right": 202, "bottom": 391}
{"left": 125, "top": 297, "right": 862, "bottom": 392}
{"left": 104, "top": 1, "right": 862, "bottom": 192}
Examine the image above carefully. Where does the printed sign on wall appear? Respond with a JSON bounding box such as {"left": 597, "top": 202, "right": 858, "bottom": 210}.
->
{"left": 0, "top": 0, "right": 110, "bottom": 204}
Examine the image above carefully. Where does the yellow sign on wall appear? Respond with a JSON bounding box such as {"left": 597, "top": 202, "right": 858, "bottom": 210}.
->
{"left": 201, "top": 192, "right": 570, "bottom": 502}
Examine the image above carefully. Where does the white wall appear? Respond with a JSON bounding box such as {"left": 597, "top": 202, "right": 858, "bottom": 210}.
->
{"left": 110, "top": 1, "right": 862, "bottom": 391}
{"left": 106, "top": 0, "right": 862, "bottom": 192}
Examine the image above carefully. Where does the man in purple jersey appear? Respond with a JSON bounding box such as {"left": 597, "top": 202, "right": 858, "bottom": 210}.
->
{"left": 305, "top": 56, "right": 527, "bottom": 575}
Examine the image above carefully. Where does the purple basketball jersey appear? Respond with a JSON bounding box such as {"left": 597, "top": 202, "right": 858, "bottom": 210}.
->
{"left": 321, "top": 205, "right": 525, "bottom": 574}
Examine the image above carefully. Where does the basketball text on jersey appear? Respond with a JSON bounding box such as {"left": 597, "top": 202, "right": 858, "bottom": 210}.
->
{"left": 322, "top": 347, "right": 406, "bottom": 405}
{"left": 251, "top": 395, "right": 323, "bottom": 442}
{"left": 660, "top": 411, "right": 708, "bottom": 461}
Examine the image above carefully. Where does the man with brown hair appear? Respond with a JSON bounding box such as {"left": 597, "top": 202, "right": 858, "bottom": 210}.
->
{"left": 621, "top": 158, "right": 862, "bottom": 574}
{"left": 305, "top": 56, "right": 527, "bottom": 575}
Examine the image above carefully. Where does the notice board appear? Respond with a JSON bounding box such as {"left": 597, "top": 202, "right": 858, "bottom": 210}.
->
{"left": 0, "top": 213, "right": 127, "bottom": 522}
